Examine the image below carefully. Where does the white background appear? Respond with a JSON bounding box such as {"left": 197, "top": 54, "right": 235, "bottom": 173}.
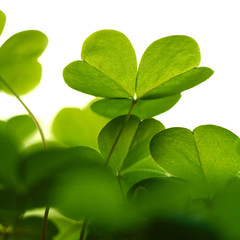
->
{"left": 0, "top": 0, "right": 240, "bottom": 138}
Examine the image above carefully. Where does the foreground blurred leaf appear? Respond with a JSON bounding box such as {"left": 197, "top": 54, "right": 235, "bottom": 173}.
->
{"left": 64, "top": 30, "right": 137, "bottom": 98}
{"left": 19, "top": 147, "right": 123, "bottom": 224}
{"left": 211, "top": 177, "right": 240, "bottom": 240}
{"left": 0, "top": 189, "right": 23, "bottom": 226}
{"left": 98, "top": 115, "right": 166, "bottom": 191}
{"left": 52, "top": 106, "right": 109, "bottom": 149}
{"left": 0, "top": 30, "right": 48, "bottom": 95}
{"left": 91, "top": 94, "right": 181, "bottom": 119}
{"left": 12, "top": 217, "right": 58, "bottom": 240}
{"left": 150, "top": 125, "right": 240, "bottom": 196}
{"left": 0, "top": 133, "right": 18, "bottom": 186}
{"left": 0, "top": 10, "right": 6, "bottom": 36}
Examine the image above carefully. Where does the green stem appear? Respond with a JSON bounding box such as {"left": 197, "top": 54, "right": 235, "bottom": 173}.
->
{"left": 79, "top": 219, "right": 88, "bottom": 240}
{"left": 41, "top": 207, "right": 50, "bottom": 240}
{"left": 0, "top": 76, "right": 47, "bottom": 150}
{"left": 105, "top": 100, "right": 137, "bottom": 165}
{"left": 0, "top": 76, "right": 49, "bottom": 240}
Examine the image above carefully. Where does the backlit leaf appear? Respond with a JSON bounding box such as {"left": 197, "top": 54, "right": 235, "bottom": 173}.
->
{"left": 91, "top": 94, "right": 181, "bottom": 119}
{"left": 98, "top": 115, "right": 166, "bottom": 191}
{"left": 0, "top": 30, "right": 48, "bottom": 95}
{"left": 136, "top": 35, "right": 202, "bottom": 99}
{"left": 52, "top": 106, "right": 109, "bottom": 149}
{"left": 150, "top": 125, "right": 240, "bottom": 195}
{"left": 0, "top": 10, "right": 6, "bottom": 36}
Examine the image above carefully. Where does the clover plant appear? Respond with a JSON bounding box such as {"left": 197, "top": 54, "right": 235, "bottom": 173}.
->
{"left": 1, "top": 9, "right": 240, "bottom": 240}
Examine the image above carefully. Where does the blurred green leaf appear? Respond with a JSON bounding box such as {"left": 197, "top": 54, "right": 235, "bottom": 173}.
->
{"left": 64, "top": 30, "right": 137, "bottom": 98}
{"left": 0, "top": 10, "right": 6, "bottom": 36}
{"left": 6, "top": 115, "right": 36, "bottom": 148}
{"left": 0, "top": 189, "right": 23, "bottom": 226}
{"left": 98, "top": 115, "right": 166, "bottom": 191}
{"left": 91, "top": 94, "right": 181, "bottom": 119}
{"left": 150, "top": 125, "right": 240, "bottom": 196}
{"left": 136, "top": 35, "right": 202, "bottom": 99}
{"left": 0, "top": 132, "right": 18, "bottom": 186}
{"left": 52, "top": 106, "right": 109, "bottom": 149}
{"left": 212, "top": 177, "right": 240, "bottom": 240}
{"left": 0, "top": 30, "right": 48, "bottom": 95}
{"left": 12, "top": 217, "right": 58, "bottom": 240}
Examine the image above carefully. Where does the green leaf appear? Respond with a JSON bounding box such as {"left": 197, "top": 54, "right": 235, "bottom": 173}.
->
{"left": 212, "top": 177, "right": 240, "bottom": 240}
{"left": 0, "top": 30, "right": 48, "bottom": 95}
{"left": 98, "top": 115, "right": 166, "bottom": 191}
{"left": 63, "top": 30, "right": 137, "bottom": 98}
{"left": 20, "top": 147, "right": 104, "bottom": 189}
{"left": 150, "top": 125, "right": 240, "bottom": 195}
{"left": 12, "top": 217, "right": 58, "bottom": 240}
{"left": 0, "top": 132, "right": 18, "bottom": 186}
{"left": 52, "top": 106, "right": 109, "bottom": 149}
{"left": 139, "top": 67, "right": 214, "bottom": 99}
{"left": 6, "top": 115, "right": 36, "bottom": 148}
{"left": 136, "top": 35, "right": 202, "bottom": 99}
{"left": 81, "top": 30, "right": 137, "bottom": 97}
{"left": 0, "top": 189, "right": 23, "bottom": 226}
{"left": 91, "top": 94, "right": 181, "bottom": 119}
{"left": 0, "top": 10, "right": 6, "bottom": 36}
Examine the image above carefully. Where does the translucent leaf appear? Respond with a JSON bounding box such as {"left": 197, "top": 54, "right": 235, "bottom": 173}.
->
{"left": 136, "top": 35, "right": 201, "bottom": 99}
{"left": 5, "top": 115, "right": 36, "bottom": 148}
{"left": 91, "top": 94, "right": 181, "bottom": 119}
{"left": 52, "top": 106, "right": 109, "bottom": 149}
{"left": 81, "top": 30, "right": 137, "bottom": 97}
{"left": 0, "top": 30, "right": 48, "bottom": 95}
{"left": 0, "top": 10, "right": 6, "bottom": 36}
{"left": 150, "top": 125, "right": 240, "bottom": 195}
{"left": 98, "top": 115, "right": 166, "bottom": 191}
{"left": 140, "top": 67, "right": 214, "bottom": 99}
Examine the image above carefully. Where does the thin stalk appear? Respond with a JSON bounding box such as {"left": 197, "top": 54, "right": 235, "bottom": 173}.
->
{"left": 41, "top": 207, "right": 50, "bottom": 240}
{"left": 0, "top": 76, "right": 49, "bottom": 240}
{"left": 0, "top": 76, "right": 47, "bottom": 150}
{"left": 105, "top": 100, "right": 137, "bottom": 165}
{"left": 79, "top": 219, "right": 88, "bottom": 240}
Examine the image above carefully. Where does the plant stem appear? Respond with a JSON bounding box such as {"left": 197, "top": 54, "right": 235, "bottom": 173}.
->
{"left": 0, "top": 76, "right": 49, "bottom": 240}
{"left": 0, "top": 76, "right": 47, "bottom": 150}
{"left": 105, "top": 100, "right": 137, "bottom": 165}
{"left": 79, "top": 219, "right": 88, "bottom": 240}
{"left": 41, "top": 207, "right": 50, "bottom": 240}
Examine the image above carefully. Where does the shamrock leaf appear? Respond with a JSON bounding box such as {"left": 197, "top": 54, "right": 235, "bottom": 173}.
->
{"left": 98, "top": 115, "right": 166, "bottom": 191}
{"left": 150, "top": 125, "right": 240, "bottom": 196}
{"left": 0, "top": 115, "right": 37, "bottom": 149}
{"left": 63, "top": 30, "right": 213, "bottom": 118}
{"left": 90, "top": 94, "right": 181, "bottom": 119}
{"left": 52, "top": 104, "right": 109, "bottom": 150}
{"left": 63, "top": 30, "right": 137, "bottom": 98}
{"left": 0, "top": 24, "right": 48, "bottom": 95}
{"left": 0, "top": 10, "right": 6, "bottom": 36}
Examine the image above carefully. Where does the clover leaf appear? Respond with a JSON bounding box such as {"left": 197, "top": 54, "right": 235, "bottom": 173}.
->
{"left": 0, "top": 115, "right": 37, "bottom": 150}
{"left": 0, "top": 11, "right": 48, "bottom": 95}
{"left": 63, "top": 30, "right": 213, "bottom": 118}
{"left": 98, "top": 115, "right": 166, "bottom": 191}
{"left": 52, "top": 105, "right": 109, "bottom": 150}
{"left": 150, "top": 125, "right": 240, "bottom": 196}
{"left": 0, "top": 10, "right": 6, "bottom": 36}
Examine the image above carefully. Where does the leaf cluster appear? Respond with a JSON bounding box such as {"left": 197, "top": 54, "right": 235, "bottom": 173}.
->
{"left": 1, "top": 9, "right": 240, "bottom": 240}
